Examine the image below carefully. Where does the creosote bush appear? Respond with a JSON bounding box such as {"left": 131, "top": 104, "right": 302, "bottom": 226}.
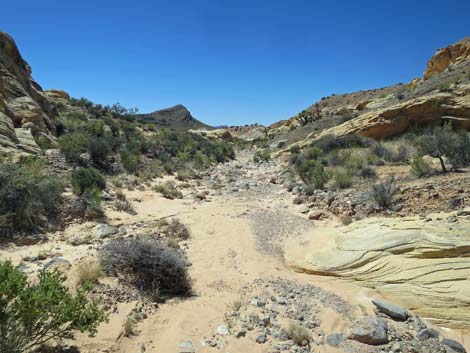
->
{"left": 0, "top": 157, "right": 64, "bottom": 237}
{"left": 0, "top": 260, "right": 106, "bottom": 353}
{"left": 100, "top": 236, "right": 191, "bottom": 300}
{"left": 71, "top": 167, "right": 106, "bottom": 195}
{"left": 165, "top": 219, "right": 190, "bottom": 240}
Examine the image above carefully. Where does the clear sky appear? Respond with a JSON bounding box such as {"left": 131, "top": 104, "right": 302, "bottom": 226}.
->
{"left": 1, "top": 0, "right": 469, "bottom": 126}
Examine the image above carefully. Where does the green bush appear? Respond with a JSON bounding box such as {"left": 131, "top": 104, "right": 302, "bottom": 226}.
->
{"left": 0, "top": 260, "right": 106, "bottom": 353}
{"left": 71, "top": 167, "right": 106, "bottom": 195}
{"left": 295, "top": 159, "right": 329, "bottom": 189}
{"left": 58, "top": 132, "right": 88, "bottom": 163}
{"left": 0, "top": 158, "right": 64, "bottom": 236}
{"left": 371, "top": 177, "right": 397, "bottom": 209}
{"left": 88, "top": 137, "right": 112, "bottom": 165}
{"left": 253, "top": 149, "right": 271, "bottom": 163}
{"left": 414, "top": 124, "right": 470, "bottom": 172}
{"left": 410, "top": 156, "right": 431, "bottom": 177}
{"left": 332, "top": 167, "right": 353, "bottom": 189}
{"left": 120, "top": 147, "right": 141, "bottom": 173}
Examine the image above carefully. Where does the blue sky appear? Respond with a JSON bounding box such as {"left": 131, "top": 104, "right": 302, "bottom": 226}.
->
{"left": 2, "top": 1, "right": 469, "bottom": 126}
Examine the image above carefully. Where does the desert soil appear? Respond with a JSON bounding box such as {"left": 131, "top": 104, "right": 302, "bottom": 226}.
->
{"left": 2, "top": 151, "right": 469, "bottom": 353}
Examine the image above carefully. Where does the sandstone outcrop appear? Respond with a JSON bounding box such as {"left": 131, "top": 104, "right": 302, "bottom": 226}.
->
{"left": 287, "top": 212, "right": 470, "bottom": 328}
{"left": 424, "top": 37, "right": 470, "bottom": 80}
{"left": 311, "top": 92, "right": 470, "bottom": 140}
{"left": 0, "top": 31, "right": 57, "bottom": 154}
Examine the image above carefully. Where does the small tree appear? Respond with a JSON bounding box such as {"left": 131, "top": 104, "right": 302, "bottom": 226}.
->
{"left": 0, "top": 261, "right": 106, "bottom": 353}
{"left": 71, "top": 167, "right": 106, "bottom": 195}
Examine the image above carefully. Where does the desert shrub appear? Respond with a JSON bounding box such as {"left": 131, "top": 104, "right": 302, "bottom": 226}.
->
{"left": 100, "top": 236, "right": 191, "bottom": 299}
{"left": 120, "top": 146, "right": 141, "bottom": 173}
{"left": 88, "top": 137, "right": 112, "bottom": 166}
{"left": 253, "top": 148, "right": 271, "bottom": 163}
{"left": 332, "top": 167, "right": 353, "bottom": 189}
{"left": 154, "top": 181, "right": 183, "bottom": 199}
{"left": 165, "top": 219, "right": 190, "bottom": 240}
{"left": 414, "top": 124, "right": 470, "bottom": 172}
{"left": 58, "top": 132, "right": 88, "bottom": 163}
{"left": 290, "top": 145, "right": 300, "bottom": 154}
{"left": 313, "top": 134, "right": 372, "bottom": 154}
{"left": 357, "top": 165, "right": 377, "bottom": 179}
{"left": 113, "top": 199, "right": 136, "bottom": 214}
{"left": 80, "top": 187, "right": 105, "bottom": 219}
{"left": 295, "top": 159, "right": 329, "bottom": 189}
{"left": 0, "top": 260, "right": 106, "bottom": 353}
{"left": 76, "top": 261, "right": 102, "bottom": 286}
{"left": 439, "top": 82, "right": 452, "bottom": 92}
{"left": 303, "top": 147, "right": 322, "bottom": 160}
{"left": 410, "top": 156, "right": 431, "bottom": 177}
{"left": 371, "top": 177, "right": 397, "bottom": 209}
{"left": 369, "top": 142, "right": 392, "bottom": 161}
{"left": 176, "top": 168, "right": 195, "bottom": 181}
{"left": 286, "top": 321, "right": 311, "bottom": 346}
{"left": 36, "top": 135, "right": 54, "bottom": 151}
{"left": 71, "top": 167, "right": 106, "bottom": 195}
{"left": 0, "top": 158, "right": 64, "bottom": 236}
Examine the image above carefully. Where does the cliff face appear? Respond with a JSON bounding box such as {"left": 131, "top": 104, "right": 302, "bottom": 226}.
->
{"left": 0, "top": 31, "right": 57, "bottom": 154}
{"left": 424, "top": 37, "right": 470, "bottom": 80}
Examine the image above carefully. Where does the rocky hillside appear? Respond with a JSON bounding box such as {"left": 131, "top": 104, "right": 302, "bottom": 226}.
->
{"left": 135, "top": 104, "right": 213, "bottom": 131}
{"left": 267, "top": 37, "right": 470, "bottom": 148}
{"left": 0, "top": 32, "right": 57, "bottom": 155}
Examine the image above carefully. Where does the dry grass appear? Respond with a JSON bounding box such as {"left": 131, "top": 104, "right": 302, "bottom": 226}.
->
{"left": 286, "top": 321, "right": 311, "bottom": 346}
{"left": 76, "top": 261, "right": 102, "bottom": 287}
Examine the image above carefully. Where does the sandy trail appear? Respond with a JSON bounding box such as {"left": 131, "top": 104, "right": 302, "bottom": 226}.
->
{"left": 2, "top": 153, "right": 469, "bottom": 352}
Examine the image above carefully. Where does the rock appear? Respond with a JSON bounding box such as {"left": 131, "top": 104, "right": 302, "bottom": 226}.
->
{"left": 299, "top": 205, "right": 309, "bottom": 214}
{"left": 44, "top": 257, "right": 71, "bottom": 271}
{"left": 347, "top": 317, "right": 388, "bottom": 345}
{"left": 256, "top": 333, "right": 267, "bottom": 344}
{"left": 94, "top": 224, "right": 118, "bottom": 238}
{"left": 0, "top": 31, "right": 58, "bottom": 153}
{"left": 288, "top": 215, "right": 470, "bottom": 326}
{"left": 391, "top": 342, "right": 402, "bottom": 352}
{"left": 215, "top": 325, "right": 229, "bottom": 336}
{"left": 178, "top": 340, "right": 194, "bottom": 353}
{"left": 442, "top": 338, "right": 467, "bottom": 353}
{"left": 424, "top": 37, "right": 470, "bottom": 80}
{"left": 308, "top": 210, "right": 325, "bottom": 220}
{"left": 372, "top": 299, "right": 409, "bottom": 321}
{"left": 416, "top": 328, "right": 439, "bottom": 340}
{"left": 326, "top": 333, "right": 345, "bottom": 347}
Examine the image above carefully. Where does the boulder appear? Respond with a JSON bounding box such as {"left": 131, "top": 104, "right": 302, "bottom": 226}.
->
{"left": 326, "top": 333, "right": 345, "bottom": 347}
{"left": 347, "top": 317, "right": 388, "bottom": 345}
{"left": 372, "top": 299, "right": 408, "bottom": 321}
{"left": 442, "top": 338, "right": 467, "bottom": 353}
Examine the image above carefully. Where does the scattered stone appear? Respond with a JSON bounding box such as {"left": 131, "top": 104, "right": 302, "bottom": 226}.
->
{"left": 44, "top": 257, "right": 71, "bottom": 271}
{"left": 416, "top": 328, "right": 439, "bottom": 340}
{"left": 326, "top": 333, "right": 345, "bottom": 347}
{"left": 256, "top": 333, "right": 267, "bottom": 344}
{"left": 178, "top": 340, "right": 194, "bottom": 353}
{"left": 308, "top": 210, "right": 325, "bottom": 220}
{"left": 347, "top": 317, "right": 388, "bottom": 345}
{"left": 442, "top": 338, "right": 467, "bottom": 353}
{"left": 215, "top": 325, "right": 230, "bottom": 336}
{"left": 372, "top": 299, "right": 409, "bottom": 321}
{"left": 95, "top": 224, "right": 118, "bottom": 238}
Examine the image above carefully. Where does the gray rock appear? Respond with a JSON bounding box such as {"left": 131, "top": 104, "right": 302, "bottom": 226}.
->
{"left": 215, "top": 325, "right": 229, "bottom": 336}
{"left": 94, "top": 224, "right": 118, "bottom": 238}
{"left": 256, "top": 333, "right": 267, "bottom": 344}
{"left": 416, "top": 328, "right": 439, "bottom": 340}
{"left": 178, "top": 340, "right": 194, "bottom": 353}
{"left": 442, "top": 338, "right": 466, "bottom": 353}
{"left": 326, "top": 333, "right": 345, "bottom": 347}
{"left": 347, "top": 317, "right": 388, "bottom": 345}
{"left": 44, "top": 257, "right": 71, "bottom": 270}
{"left": 372, "top": 299, "right": 408, "bottom": 321}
